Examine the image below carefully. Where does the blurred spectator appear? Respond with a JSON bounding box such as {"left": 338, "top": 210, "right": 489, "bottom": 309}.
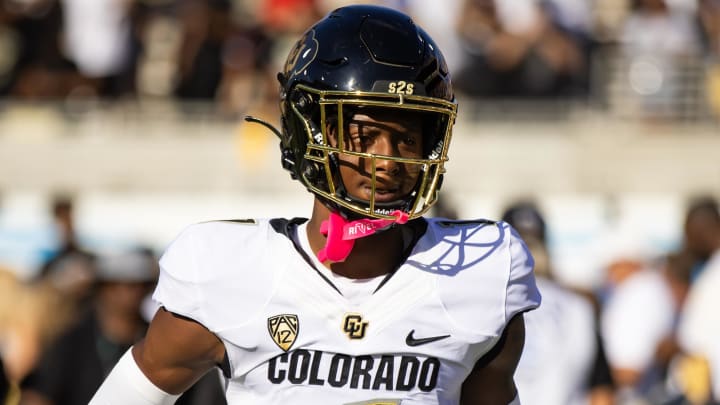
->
{"left": 19, "top": 248, "right": 154, "bottom": 405}
{"left": 2, "top": 0, "right": 92, "bottom": 99}
{"left": 155, "top": 0, "right": 277, "bottom": 118}
{"left": 261, "top": 0, "right": 321, "bottom": 37}
{"left": 619, "top": 0, "right": 701, "bottom": 120}
{"left": 675, "top": 196, "right": 720, "bottom": 404}
{"left": 698, "top": 0, "right": 720, "bottom": 118}
{"left": 173, "top": 0, "right": 230, "bottom": 101}
{"left": 260, "top": 0, "right": 323, "bottom": 77}
{"left": 40, "top": 195, "right": 86, "bottom": 267}
{"left": 19, "top": 248, "right": 226, "bottom": 405}
{"left": 132, "top": 1, "right": 183, "bottom": 99}
{"left": 503, "top": 201, "right": 615, "bottom": 405}
{"left": 216, "top": 12, "right": 274, "bottom": 117}
{"left": 35, "top": 195, "right": 96, "bottom": 310}
{"left": 544, "top": 0, "right": 595, "bottom": 38}
{"left": 259, "top": 0, "right": 322, "bottom": 90}
{"left": 402, "top": 0, "right": 466, "bottom": 73}
{"left": 59, "top": 0, "right": 138, "bottom": 98}
{"left": 0, "top": 266, "right": 71, "bottom": 385}
{"left": 598, "top": 229, "right": 687, "bottom": 403}
{"left": 454, "top": 0, "right": 589, "bottom": 98}
{"left": 0, "top": 8, "right": 21, "bottom": 95}
{"left": 699, "top": 0, "right": 720, "bottom": 56}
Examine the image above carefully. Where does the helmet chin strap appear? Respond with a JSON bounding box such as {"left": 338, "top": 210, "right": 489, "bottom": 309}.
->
{"left": 316, "top": 210, "right": 409, "bottom": 263}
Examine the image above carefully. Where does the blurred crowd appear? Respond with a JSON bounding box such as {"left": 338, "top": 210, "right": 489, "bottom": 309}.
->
{"left": 2, "top": 192, "right": 720, "bottom": 404}
{"left": 0, "top": 196, "right": 229, "bottom": 405}
{"left": 0, "top": 0, "right": 719, "bottom": 120}
{"left": 498, "top": 196, "right": 720, "bottom": 405}
{"left": 459, "top": 194, "right": 720, "bottom": 405}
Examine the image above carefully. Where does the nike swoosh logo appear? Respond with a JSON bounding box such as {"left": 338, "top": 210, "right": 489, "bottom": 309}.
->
{"left": 405, "top": 330, "right": 451, "bottom": 347}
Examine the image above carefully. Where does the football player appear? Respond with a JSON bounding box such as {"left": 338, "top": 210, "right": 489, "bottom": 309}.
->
{"left": 89, "top": 5, "right": 540, "bottom": 405}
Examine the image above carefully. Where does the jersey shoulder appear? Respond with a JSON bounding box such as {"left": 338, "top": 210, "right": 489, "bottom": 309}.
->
{"left": 152, "top": 218, "right": 296, "bottom": 331}
{"left": 411, "top": 218, "right": 541, "bottom": 339}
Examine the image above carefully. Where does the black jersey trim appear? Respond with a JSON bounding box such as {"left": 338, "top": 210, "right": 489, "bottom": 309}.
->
{"left": 373, "top": 218, "right": 428, "bottom": 293}
{"left": 269, "top": 218, "right": 343, "bottom": 296}
{"left": 269, "top": 217, "right": 428, "bottom": 296}
{"left": 436, "top": 219, "right": 497, "bottom": 227}
{"left": 198, "top": 218, "right": 259, "bottom": 225}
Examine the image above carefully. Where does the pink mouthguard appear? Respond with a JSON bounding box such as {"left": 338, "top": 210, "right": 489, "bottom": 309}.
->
{"left": 316, "top": 210, "right": 409, "bottom": 263}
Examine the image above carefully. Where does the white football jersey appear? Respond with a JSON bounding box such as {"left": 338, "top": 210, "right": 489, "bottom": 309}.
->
{"left": 153, "top": 217, "right": 541, "bottom": 405}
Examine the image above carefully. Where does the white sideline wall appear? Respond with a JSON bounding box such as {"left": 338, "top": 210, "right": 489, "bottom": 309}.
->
{"left": 0, "top": 106, "right": 718, "bottom": 287}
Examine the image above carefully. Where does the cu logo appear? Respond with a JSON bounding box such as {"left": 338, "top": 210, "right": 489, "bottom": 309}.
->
{"left": 342, "top": 313, "right": 368, "bottom": 339}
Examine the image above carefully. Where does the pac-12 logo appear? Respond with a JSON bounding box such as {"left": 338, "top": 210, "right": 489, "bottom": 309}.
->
{"left": 268, "top": 314, "right": 299, "bottom": 352}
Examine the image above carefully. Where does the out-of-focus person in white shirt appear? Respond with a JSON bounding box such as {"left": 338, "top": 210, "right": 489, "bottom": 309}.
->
{"left": 601, "top": 262, "right": 676, "bottom": 403}
{"left": 676, "top": 196, "right": 720, "bottom": 404}
{"left": 504, "top": 201, "right": 615, "bottom": 405}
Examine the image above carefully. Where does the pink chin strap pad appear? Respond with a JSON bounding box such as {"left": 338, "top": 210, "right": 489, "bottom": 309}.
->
{"left": 316, "top": 210, "right": 409, "bottom": 263}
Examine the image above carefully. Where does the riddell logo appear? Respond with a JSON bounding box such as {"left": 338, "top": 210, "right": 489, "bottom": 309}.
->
{"left": 313, "top": 130, "right": 323, "bottom": 144}
{"left": 374, "top": 208, "right": 394, "bottom": 215}
{"left": 346, "top": 222, "right": 376, "bottom": 236}
{"left": 428, "top": 140, "right": 444, "bottom": 160}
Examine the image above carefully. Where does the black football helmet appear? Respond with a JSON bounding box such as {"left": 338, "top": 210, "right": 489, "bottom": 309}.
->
{"left": 275, "top": 5, "right": 457, "bottom": 220}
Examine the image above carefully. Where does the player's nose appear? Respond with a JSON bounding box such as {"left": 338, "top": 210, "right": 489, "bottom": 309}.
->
{"left": 370, "top": 135, "right": 401, "bottom": 174}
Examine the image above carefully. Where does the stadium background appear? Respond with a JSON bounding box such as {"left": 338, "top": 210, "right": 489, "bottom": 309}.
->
{"left": 0, "top": 0, "right": 717, "bottom": 286}
{"left": 0, "top": 0, "right": 719, "bottom": 402}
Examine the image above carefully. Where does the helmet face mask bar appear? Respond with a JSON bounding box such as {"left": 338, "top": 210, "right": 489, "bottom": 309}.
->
{"left": 273, "top": 5, "right": 457, "bottom": 221}
{"left": 289, "top": 84, "right": 457, "bottom": 220}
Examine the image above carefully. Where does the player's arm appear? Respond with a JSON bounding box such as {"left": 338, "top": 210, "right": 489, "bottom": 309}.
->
{"left": 134, "top": 307, "right": 226, "bottom": 392}
{"left": 460, "top": 313, "right": 526, "bottom": 405}
{"left": 89, "top": 307, "right": 226, "bottom": 404}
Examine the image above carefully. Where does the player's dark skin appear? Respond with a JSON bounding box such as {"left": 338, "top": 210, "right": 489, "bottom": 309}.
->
{"left": 133, "top": 110, "right": 525, "bottom": 404}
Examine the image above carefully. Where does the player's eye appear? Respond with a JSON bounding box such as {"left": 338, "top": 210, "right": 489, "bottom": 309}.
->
{"left": 348, "top": 126, "right": 378, "bottom": 146}
{"left": 400, "top": 136, "right": 416, "bottom": 146}
{"left": 346, "top": 132, "right": 370, "bottom": 147}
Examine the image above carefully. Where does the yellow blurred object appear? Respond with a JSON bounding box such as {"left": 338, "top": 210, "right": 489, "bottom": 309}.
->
{"left": 707, "top": 64, "right": 720, "bottom": 119}
{"left": 0, "top": 269, "right": 74, "bottom": 383}
{"left": 235, "top": 107, "right": 277, "bottom": 170}
{"left": 4, "top": 384, "right": 19, "bottom": 405}
{"left": 675, "top": 354, "right": 712, "bottom": 405}
{"left": 236, "top": 121, "right": 272, "bottom": 168}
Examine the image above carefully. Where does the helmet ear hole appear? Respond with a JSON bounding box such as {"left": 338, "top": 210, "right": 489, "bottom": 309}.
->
{"left": 303, "top": 150, "right": 342, "bottom": 191}
{"left": 301, "top": 160, "right": 320, "bottom": 182}
{"left": 290, "top": 89, "right": 324, "bottom": 143}
{"left": 280, "top": 148, "right": 297, "bottom": 179}
{"left": 290, "top": 89, "right": 313, "bottom": 115}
